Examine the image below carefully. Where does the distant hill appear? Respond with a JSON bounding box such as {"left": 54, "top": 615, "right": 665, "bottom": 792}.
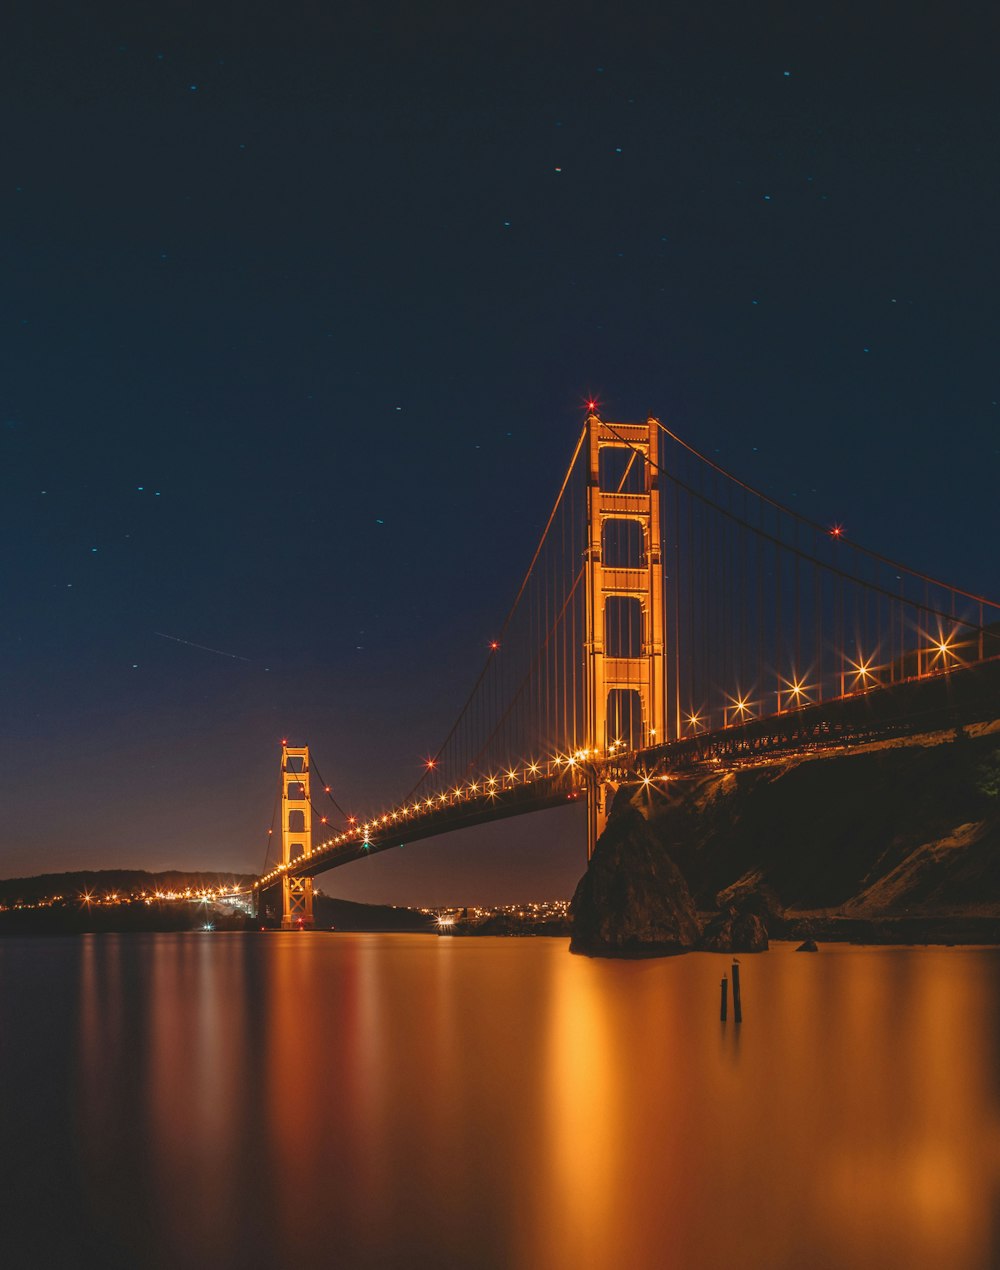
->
{"left": 0, "top": 869, "right": 256, "bottom": 906}
{"left": 0, "top": 868, "right": 436, "bottom": 937}
{"left": 312, "top": 894, "right": 435, "bottom": 932}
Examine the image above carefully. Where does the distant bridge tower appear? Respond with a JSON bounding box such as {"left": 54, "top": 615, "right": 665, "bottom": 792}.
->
{"left": 281, "top": 743, "right": 315, "bottom": 929}
{"left": 583, "top": 416, "right": 666, "bottom": 858}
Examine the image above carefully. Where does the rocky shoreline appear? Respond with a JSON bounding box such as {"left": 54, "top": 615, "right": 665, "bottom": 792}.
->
{"left": 570, "top": 725, "right": 1000, "bottom": 957}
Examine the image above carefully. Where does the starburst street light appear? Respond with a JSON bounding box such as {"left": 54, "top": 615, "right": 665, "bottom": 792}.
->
{"left": 927, "top": 629, "right": 962, "bottom": 669}
{"left": 725, "top": 692, "right": 754, "bottom": 726}
{"left": 778, "top": 674, "right": 814, "bottom": 712}
{"left": 845, "top": 652, "right": 879, "bottom": 691}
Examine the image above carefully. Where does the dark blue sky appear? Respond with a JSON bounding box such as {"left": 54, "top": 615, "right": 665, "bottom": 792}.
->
{"left": 2, "top": 3, "right": 997, "bottom": 904}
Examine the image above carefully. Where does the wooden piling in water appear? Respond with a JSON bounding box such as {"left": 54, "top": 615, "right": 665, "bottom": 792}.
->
{"left": 732, "top": 960, "right": 742, "bottom": 1022}
{"left": 720, "top": 976, "right": 728, "bottom": 1020}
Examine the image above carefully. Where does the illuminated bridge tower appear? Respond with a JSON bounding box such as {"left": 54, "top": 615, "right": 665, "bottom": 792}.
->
{"left": 584, "top": 416, "right": 666, "bottom": 858}
{"left": 281, "top": 743, "right": 315, "bottom": 929}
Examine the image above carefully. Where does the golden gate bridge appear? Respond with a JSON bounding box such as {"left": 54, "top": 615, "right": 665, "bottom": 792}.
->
{"left": 253, "top": 413, "right": 1000, "bottom": 927}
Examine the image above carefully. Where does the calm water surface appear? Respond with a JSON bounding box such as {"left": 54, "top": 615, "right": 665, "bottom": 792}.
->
{"left": 1, "top": 933, "right": 998, "bottom": 1269}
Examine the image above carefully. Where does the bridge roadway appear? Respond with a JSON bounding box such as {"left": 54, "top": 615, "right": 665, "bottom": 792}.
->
{"left": 254, "top": 655, "right": 1000, "bottom": 904}
{"left": 254, "top": 778, "right": 587, "bottom": 898}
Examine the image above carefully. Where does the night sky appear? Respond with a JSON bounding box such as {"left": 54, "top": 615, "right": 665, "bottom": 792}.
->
{"left": 2, "top": 3, "right": 998, "bottom": 905}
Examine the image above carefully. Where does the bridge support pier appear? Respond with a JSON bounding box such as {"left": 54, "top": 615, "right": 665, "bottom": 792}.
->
{"left": 282, "top": 875, "right": 314, "bottom": 929}
{"left": 586, "top": 776, "right": 619, "bottom": 860}
{"left": 281, "top": 744, "right": 315, "bottom": 929}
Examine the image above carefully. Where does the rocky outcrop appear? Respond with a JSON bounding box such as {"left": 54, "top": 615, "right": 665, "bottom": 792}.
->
{"left": 633, "top": 730, "right": 1000, "bottom": 917}
{"left": 569, "top": 725, "right": 1000, "bottom": 955}
{"left": 699, "top": 907, "right": 769, "bottom": 952}
{"left": 569, "top": 807, "right": 701, "bottom": 956}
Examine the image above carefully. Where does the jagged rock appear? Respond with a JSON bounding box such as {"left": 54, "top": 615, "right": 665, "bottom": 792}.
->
{"left": 714, "top": 876, "right": 784, "bottom": 923}
{"left": 795, "top": 939, "right": 819, "bottom": 952}
{"left": 633, "top": 724, "right": 1000, "bottom": 919}
{"left": 699, "top": 907, "right": 769, "bottom": 952}
{"left": 570, "top": 808, "right": 701, "bottom": 957}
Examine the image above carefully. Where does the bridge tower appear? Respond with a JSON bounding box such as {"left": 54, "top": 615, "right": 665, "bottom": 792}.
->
{"left": 281, "top": 743, "right": 315, "bottom": 929}
{"left": 583, "top": 416, "right": 666, "bottom": 858}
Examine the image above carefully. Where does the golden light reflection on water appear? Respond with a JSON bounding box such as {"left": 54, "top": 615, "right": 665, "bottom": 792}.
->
{"left": 537, "top": 954, "right": 620, "bottom": 1266}
{"left": 44, "top": 936, "right": 1000, "bottom": 1268}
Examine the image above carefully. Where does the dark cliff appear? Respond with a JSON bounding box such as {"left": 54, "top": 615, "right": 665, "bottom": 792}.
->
{"left": 571, "top": 724, "right": 1000, "bottom": 955}
{"left": 570, "top": 807, "right": 701, "bottom": 956}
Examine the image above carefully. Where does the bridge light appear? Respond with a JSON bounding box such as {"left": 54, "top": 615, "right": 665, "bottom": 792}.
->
{"left": 425, "top": 758, "right": 437, "bottom": 770}
{"left": 782, "top": 674, "right": 812, "bottom": 706}
{"left": 829, "top": 524, "right": 844, "bottom": 538}
{"left": 728, "top": 692, "right": 753, "bottom": 722}
{"left": 324, "top": 786, "right": 331, "bottom": 793}
{"left": 847, "top": 653, "right": 878, "bottom": 688}
{"left": 489, "top": 641, "right": 499, "bottom": 651}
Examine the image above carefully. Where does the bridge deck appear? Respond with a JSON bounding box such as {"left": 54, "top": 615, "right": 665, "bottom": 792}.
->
{"left": 255, "top": 657, "right": 1000, "bottom": 904}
